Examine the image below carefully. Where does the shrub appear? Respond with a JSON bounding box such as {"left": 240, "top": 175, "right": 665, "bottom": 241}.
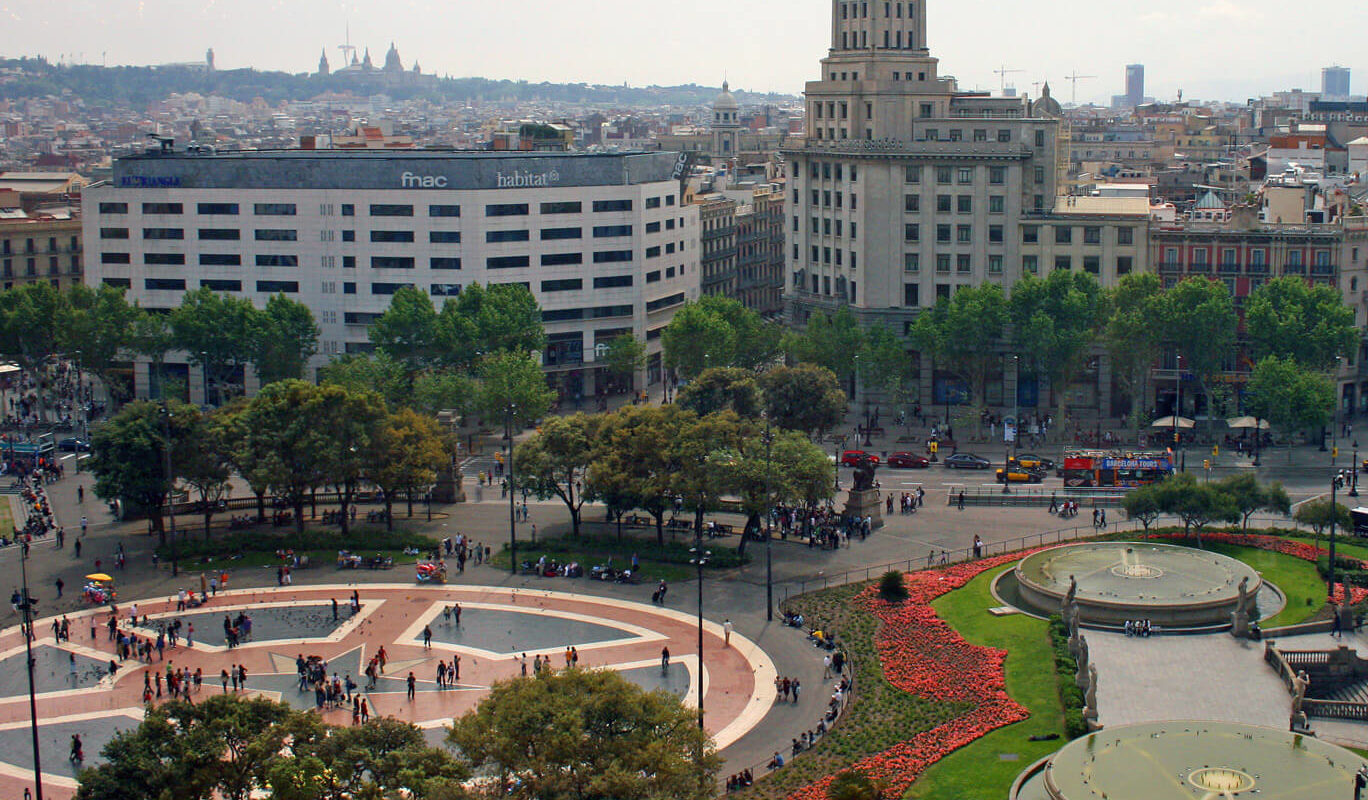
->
{"left": 159, "top": 525, "right": 436, "bottom": 561}
{"left": 1046, "top": 614, "right": 1087, "bottom": 739}
{"left": 878, "top": 570, "right": 909, "bottom": 602}
{"left": 828, "top": 769, "right": 882, "bottom": 800}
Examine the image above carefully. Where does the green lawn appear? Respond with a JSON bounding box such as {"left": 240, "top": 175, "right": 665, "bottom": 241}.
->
{"left": 1200, "top": 543, "right": 1325, "bottom": 628}
{"left": 0, "top": 501, "right": 13, "bottom": 537}
{"left": 906, "top": 564, "right": 1065, "bottom": 800}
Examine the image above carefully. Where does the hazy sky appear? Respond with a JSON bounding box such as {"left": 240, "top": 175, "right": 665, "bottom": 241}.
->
{"left": 1, "top": 0, "right": 1361, "bottom": 104}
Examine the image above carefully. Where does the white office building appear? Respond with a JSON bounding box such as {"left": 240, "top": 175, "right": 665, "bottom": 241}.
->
{"left": 83, "top": 149, "right": 699, "bottom": 403}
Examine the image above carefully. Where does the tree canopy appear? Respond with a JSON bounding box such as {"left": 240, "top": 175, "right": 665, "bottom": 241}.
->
{"left": 912, "top": 282, "right": 1007, "bottom": 414}
{"left": 662, "top": 295, "right": 779, "bottom": 378}
{"left": 1244, "top": 276, "right": 1356, "bottom": 371}
{"left": 1009, "top": 271, "right": 1105, "bottom": 436}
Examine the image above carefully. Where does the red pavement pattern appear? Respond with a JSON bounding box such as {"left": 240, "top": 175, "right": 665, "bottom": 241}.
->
{"left": 0, "top": 584, "right": 772, "bottom": 798}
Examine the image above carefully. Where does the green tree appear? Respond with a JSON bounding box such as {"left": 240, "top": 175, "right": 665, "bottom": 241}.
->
{"left": 369, "top": 286, "right": 441, "bottom": 373}
{"left": 1121, "top": 482, "right": 1164, "bottom": 531}
{"left": 760, "top": 363, "right": 847, "bottom": 436}
{"left": 475, "top": 350, "right": 555, "bottom": 429}
{"left": 0, "top": 282, "right": 69, "bottom": 419}
{"left": 1105, "top": 272, "right": 1166, "bottom": 436}
{"left": 785, "top": 306, "right": 866, "bottom": 393}
{"left": 601, "top": 332, "right": 646, "bottom": 388}
{"left": 912, "top": 282, "right": 1008, "bottom": 422}
{"left": 1244, "top": 355, "right": 1336, "bottom": 460}
{"left": 317, "top": 351, "right": 410, "bottom": 409}
{"left": 1153, "top": 473, "right": 1239, "bottom": 545}
{"left": 63, "top": 284, "right": 144, "bottom": 403}
{"left": 661, "top": 295, "right": 776, "bottom": 378}
{"left": 1009, "top": 271, "right": 1105, "bottom": 439}
{"left": 253, "top": 293, "right": 319, "bottom": 385}
{"left": 1216, "top": 473, "right": 1291, "bottom": 530}
{"left": 179, "top": 408, "right": 234, "bottom": 538}
{"left": 1159, "top": 277, "right": 1237, "bottom": 434}
{"left": 217, "top": 399, "right": 274, "bottom": 523}
{"left": 1245, "top": 275, "right": 1356, "bottom": 370}
{"left": 87, "top": 399, "right": 198, "bottom": 538}
{"left": 588, "top": 404, "right": 688, "bottom": 544}
{"left": 677, "top": 367, "right": 761, "bottom": 418}
{"left": 1294, "top": 497, "right": 1353, "bottom": 538}
{"left": 513, "top": 414, "right": 599, "bottom": 536}
{"left": 169, "top": 287, "right": 264, "bottom": 405}
{"left": 237, "top": 380, "right": 339, "bottom": 533}
{"left": 711, "top": 426, "right": 834, "bottom": 553}
{"left": 666, "top": 410, "right": 749, "bottom": 543}
{"left": 412, "top": 370, "right": 476, "bottom": 416}
{"left": 367, "top": 408, "right": 449, "bottom": 527}
{"left": 317, "top": 386, "right": 388, "bottom": 535}
{"left": 861, "top": 323, "right": 913, "bottom": 408}
{"left": 447, "top": 668, "right": 719, "bottom": 800}
{"left": 437, "top": 282, "right": 546, "bottom": 369}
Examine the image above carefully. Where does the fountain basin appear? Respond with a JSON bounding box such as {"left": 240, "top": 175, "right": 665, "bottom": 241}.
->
{"left": 1008, "top": 542, "right": 1263, "bottom": 628}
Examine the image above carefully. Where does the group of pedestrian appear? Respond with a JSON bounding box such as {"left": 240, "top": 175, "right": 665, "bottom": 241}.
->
{"left": 893, "top": 489, "right": 925, "bottom": 515}
{"left": 774, "top": 675, "right": 802, "bottom": 703}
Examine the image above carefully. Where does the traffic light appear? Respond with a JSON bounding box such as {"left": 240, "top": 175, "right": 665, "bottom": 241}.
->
{"left": 1203, "top": 460, "right": 1211, "bottom": 470}
{"left": 1173, "top": 431, "right": 1180, "bottom": 444}
{"left": 1212, "top": 445, "right": 1219, "bottom": 457}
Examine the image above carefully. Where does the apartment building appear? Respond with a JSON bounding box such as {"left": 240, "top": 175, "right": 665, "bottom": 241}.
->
{"left": 0, "top": 214, "right": 82, "bottom": 289}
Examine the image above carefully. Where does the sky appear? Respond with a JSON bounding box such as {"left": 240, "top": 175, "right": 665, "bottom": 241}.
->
{"left": 0, "top": 0, "right": 1362, "bottom": 105}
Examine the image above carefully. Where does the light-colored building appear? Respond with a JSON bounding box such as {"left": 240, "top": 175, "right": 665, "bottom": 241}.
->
{"left": 0, "top": 213, "right": 83, "bottom": 290}
{"left": 82, "top": 149, "right": 698, "bottom": 404}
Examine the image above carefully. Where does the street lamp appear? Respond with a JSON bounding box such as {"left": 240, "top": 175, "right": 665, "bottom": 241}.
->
{"left": 1330, "top": 470, "right": 1341, "bottom": 598}
{"left": 505, "top": 403, "right": 518, "bottom": 576}
{"left": 160, "top": 403, "right": 179, "bottom": 577}
{"left": 1353, "top": 442, "right": 1360, "bottom": 498}
{"left": 1004, "top": 355, "right": 1019, "bottom": 495}
{"left": 19, "top": 539, "right": 43, "bottom": 800}
{"left": 762, "top": 416, "right": 774, "bottom": 621}
{"left": 689, "top": 544, "right": 710, "bottom": 730}
{"left": 1332, "top": 356, "right": 1345, "bottom": 461}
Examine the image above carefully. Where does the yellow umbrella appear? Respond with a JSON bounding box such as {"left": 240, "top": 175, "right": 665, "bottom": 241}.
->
{"left": 85, "top": 573, "right": 114, "bottom": 582}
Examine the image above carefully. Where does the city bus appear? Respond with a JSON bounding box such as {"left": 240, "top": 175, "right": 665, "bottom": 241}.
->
{"left": 1059, "top": 450, "right": 1174, "bottom": 488}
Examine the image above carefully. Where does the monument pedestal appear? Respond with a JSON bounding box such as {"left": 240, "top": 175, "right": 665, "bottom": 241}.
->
{"left": 430, "top": 467, "right": 465, "bottom": 504}
{"left": 843, "top": 489, "right": 884, "bottom": 529}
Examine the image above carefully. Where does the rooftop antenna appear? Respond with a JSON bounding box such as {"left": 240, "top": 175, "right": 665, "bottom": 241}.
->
{"left": 338, "top": 22, "right": 357, "bottom": 66}
{"left": 1064, "top": 71, "right": 1096, "bottom": 104}
{"left": 993, "top": 64, "right": 1024, "bottom": 94}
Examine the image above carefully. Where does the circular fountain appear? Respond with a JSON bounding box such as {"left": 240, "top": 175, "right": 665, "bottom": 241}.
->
{"left": 1010, "top": 720, "right": 1366, "bottom": 800}
{"left": 994, "top": 542, "right": 1270, "bottom": 628}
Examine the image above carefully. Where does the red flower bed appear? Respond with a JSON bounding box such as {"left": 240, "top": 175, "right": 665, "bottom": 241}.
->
{"left": 1150, "top": 531, "right": 1368, "bottom": 604}
{"left": 786, "top": 551, "right": 1038, "bottom": 800}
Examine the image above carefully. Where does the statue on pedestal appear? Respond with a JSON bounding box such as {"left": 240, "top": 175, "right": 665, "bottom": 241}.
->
{"left": 1083, "top": 664, "right": 1099, "bottom": 722}
{"left": 1290, "top": 669, "right": 1311, "bottom": 731}
{"left": 1075, "top": 634, "right": 1090, "bottom": 691}
{"left": 1061, "top": 575, "right": 1079, "bottom": 631}
{"left": 852, "top": 456, "right": 877, "bottom": 491}
{"left": 1067, "top": 611, "right": 1081, "bottom": 656}
{"left": 1231, "top": 576, "right": 1253, "bottom": 638}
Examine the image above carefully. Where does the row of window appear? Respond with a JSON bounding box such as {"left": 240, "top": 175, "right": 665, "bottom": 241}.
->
{"left": 903, "top": 165, "right": 1012, "bottom": 185}
{"left": 1158, "top": 248, "right": 1332, "bottom": 267}
{"left": 1023, "top": 225, "right": 1136, "bottom": 245}
{"left": 903, "top": 195, "right": 1009, "bottom": 214}
{"left": 903, "top": 223, "right": 1007, "bottom": 244}
{"left": 0, "top": 255, "right": 80, "bottom": 277}
{"left": 0, "top": 236, "right": 80, "bottom": 255}
{"left": 98, "top": 199, "right": 662, "bottom": 219}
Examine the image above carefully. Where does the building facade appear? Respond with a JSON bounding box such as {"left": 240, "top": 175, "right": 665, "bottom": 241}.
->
{"left": 1125, "top": 64, "right": 1145, "bottom": 108}
{"left": 697, "top": 195, "right": 738, "bottom": 299}
{"left": 0, "top": 215, "right": 82, "bottom": 290}
{"left": 82, "top": 150, "right": 698, "bottom": 403}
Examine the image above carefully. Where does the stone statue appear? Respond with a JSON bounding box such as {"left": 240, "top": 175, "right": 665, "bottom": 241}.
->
{"left": 1291, "top": 670, "right": 1311, "bottom": 731}
{"left": 1067, "top": 612, "right": 1081, "bottom": 656}
{"left": 1083, "top": 664, "right": 1099, "bottom": 721}
{"left": 852, "top": 456, "right": 877, "bottom": 492}
{"left": 1237, "top": 576, "right": 1250, "bottom": 614}
{"left": 1065, "top": 575, "right": 1078, "bottom": 606}
{"left": 1075, "top": 635, "right": 1090, "bottom": 691}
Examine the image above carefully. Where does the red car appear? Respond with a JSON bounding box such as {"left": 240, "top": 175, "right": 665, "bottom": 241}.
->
{"left": 840, "top": 450, "right": 880, "bottom": 466}
{"left": 887, "top": 452, "right": 930, "bottom": 469}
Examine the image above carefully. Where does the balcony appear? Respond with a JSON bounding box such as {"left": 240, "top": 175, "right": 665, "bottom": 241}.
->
{"left": 1159, "top": 260, "right": 1183, "bottom": 272}
{"left": 1218, "top": 262, "right": 1241, "bottom": 273}
{"left": 1311, "top": 263, "right": 1337, "bottom": 276}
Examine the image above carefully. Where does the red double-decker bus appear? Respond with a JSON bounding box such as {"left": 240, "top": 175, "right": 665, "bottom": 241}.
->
{"left": 1060, "top": 450, "right": 1174, "bottom": 488}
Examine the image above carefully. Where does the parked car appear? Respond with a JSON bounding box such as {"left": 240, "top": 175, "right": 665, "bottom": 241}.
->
{"left": 887, "top": 452, "right": 931, "bottom": 469}
{"left": 840, "top": 450, "right": 880, "bottom": 467}
{"left": 996, "top": 466, "right": 1045, "bottom": 483}
{"left": 943, "top": 453, "right": 993, "bottom": 470}
{"left": 57, "top": 438, "right": 90, "bottom": 452}
{"left": 1011, "top": 453, "right": 1055, "bottom": 471}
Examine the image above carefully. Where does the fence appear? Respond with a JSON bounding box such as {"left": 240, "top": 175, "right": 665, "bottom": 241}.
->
{"left": 941, "top": 486, "right": 1129, "bottom": 508}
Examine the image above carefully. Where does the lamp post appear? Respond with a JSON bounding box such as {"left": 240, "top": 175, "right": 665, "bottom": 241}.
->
{"left": 1333, "top": 356, "right": 1345, "bottom": 461}
{"left": 160, "top": 402, "right": 179, "bottom": 577}
{"left": 689, "top": 543, "right": 710, "bottom": 730}
{"left": 762, "top": 416, "right": 774, "bottom": 621}
{"left": 505, "top": 403, "right": 517, "bottom": 576}
{"left": 1330, "top": 470, "right": 1341, "bottom": 599}
{"left": 19, "top": 541, "right": 43, "bottom": 800}
{"left": 1174, "top": 355, "right": 1185, "bottom": 473}
{"left": 199, "top": 351, "right": 209, "bottom": 408}
{"left": 1353, "top": 443, "right": 1360, "bottom": 498}
{"left": 1253, "top": 417, "right": 1263, "bottom": 468}
{"left": 1004, "top": 355, "right": 1019, "bottom": 495}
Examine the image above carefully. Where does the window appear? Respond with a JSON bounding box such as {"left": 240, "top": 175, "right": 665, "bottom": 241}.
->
{"left": 196, "top": 228, "right": 239, "bottom": 241}
{"left": 956, "top": 254, "right": 972, "bottom": 272}
{"left": 197, "top": 203, "right": 239, "bottom": 215}
{"left": 256, "top": 255, "right": 300, "bottom": 267}
{"left": 1083, "top": 256, "right": 1100, "bottom": 274}
{"left": 342, "top": 230, "right": 355, "bottom": 242}
{"left": 256, "top": 229, "right": 298, "bottom": 242}
{"left": 1035, "top": 130, "right": 1046, "bottom": 147}
{"left": 646, "top": 221, "right": 662, "bottom": 233}
{"left": 973, "top": 129, "right": 987, "bottom": 142}
{"left": 541, "top": 201, "right": 581, "bottom": 214}
{"left": 593, "top": 199, "right": 633, "bottom": 213}
{"left": 542, "top": 253, "right": 583, "bottom": 266}
{"left": 646, "top": 293, "right": 686, "bottom": 313}
{"left": 949, "top": 129, "right": 962, "bottom": 142}
{"left": 200, "top": 254, "right": 241, "bottom": 266}
{"left": 937, "top": 195, "right": 952, "bottom": 213}
{"left": 1023, "top": 255, "right": 1038, "bottom": 273}
{"left": 145, "top": 253, "right": 185, "bottom": 265}
{"left": 936, "top": 224, "right": 951, "bottom": 243}
{"left": 1054, "top": 256, "right": 1072, "bottom": 271}
{"left": 368, "top": 204, "right": 412, "bottom": 217}
{"left": 1083, "top": 226, "right": 1101, "bottom": 245}
{"left": 256, "top": 280, "right": 299, "bottom": 293}
{"left": 647, "top": 270, "right": 662, "bottom": 283}
{"left": 1054, "top": 227, "right": 1072, "bottom": 244}
{"left": 541, "top": 227, "right": 584, "bottom": 241}
{"left": 905, "top": 165, "right": 921, "bottom": 183}
{"left": 1117, "top": 256, "right": 1133, "bottom": 275}
{"left": 543, "top": 308, "right": 584, "bottom": 322}
{"left": 429, "top": 231, "right": 462, "bottom": 243}
{"left": 957, "top": 167, "right": 973, "bottom": 184}
{"left": 254, "top": 203, "right": 296, "bottom": 216}
{"left": 486, "top": 230, "right": 530, "bottom": 243}
{"left": 142, "top": 203, "right": 183, "bottom": 215}
{"left": 593, "top": 225, "right": 633, "bottom": 238}
{"left": 341, "top": 204, "right": 355, "bottom": 217}
{"left": 541, "top": 278, "right": 583, "bottom": 292}
{"left": 936, "top": 254, "right": 951, "bottom": 273}
{"left": 594, "top": 304, "right": 635, "bottom": 318}
{"left": 988, "top": 255, "right": 1003, "bottom": 274}
{"left": 431, "top": 257, "right": 462, "bottom": 270}
{"left": 989, "top": 166, "right": 1005, "bottom": 185}
{"left": 488, "top": 255, "right": 531, "bottom": 269}
{"left": 646, "top": 246, "right": 662, "bottom": 258}
{"left": 904, "top": 224, "right": 920, "bottom": 242}
{"left": 145, "top": 278, "right": 186, "bottom": 291}
{"left": 997, "top": 129, "right": 1012, "bottom": 142}
{"left": 343, "top": 282, "right": 356, "bottom": 294}
{"left": 989, "top": 196, "right": 1005, "bottom": 214}
{"left": 989, "top": 225, "right": 1004, "bottom": 244}
{"left": 102, "top": 277, "right": 131, "bottom": 288}
{"left": 143, "top": 228, "right": 184, "bottom": 240}
{"left": 646, "top": 197, "right": 662, "bottom": 209}
{"left": 1118, "top": 227, "right": 1134, "bottom": 245}
{"left": 594, "top": 250, "right": 632, "bottom": 264}
{"left": 936, "top": 167, "right": 953, "bottom": 183}
{"left": 431, "top": 284, "right": 462, "bottom": 297}
{"left": 98, "top": 202, "right": 128, "bottom": 214}
{"left": 1034, "top": 166, "right": 1046, "bottom": 183}
{"left": 343, "top": 256, "right": 356, "bottom": 269}
{"left": 370, "top": 283, "right": 414, "bottom": 295}
{"left": 904, "top": 253, "right": 920, "bottom": 272}
{"left": 957, "top": 195, "right": 972, "bottom": 213}
{"left": 486, "top": 203, "right": 530, "bottom": 217}
{"left": 100, "top": 228, "right": 130, "bottom": 240}
{"left": 371, "top": 256, "right": 415, "bottom": 269}
{"left": 593, "top": 275, "right": 633, "bottom": 289}
{"left": 956, "top": 225, "right": 972, "bottom": 243}
{"left": 428, "top": 205, "right": 461, "bottom": 217}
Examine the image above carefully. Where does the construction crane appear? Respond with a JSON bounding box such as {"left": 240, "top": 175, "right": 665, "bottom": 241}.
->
{"left": 993, "top": 65, "right": 1024, "bottom": 94}
{"left": 1064, "top": 72, "right": 1096, "bottom": 104}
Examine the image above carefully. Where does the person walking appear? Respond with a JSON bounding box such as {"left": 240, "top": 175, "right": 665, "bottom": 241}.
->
{"left": 957, "top": 491, "right": 965, "bottom": 511}
{"left": 422, "top": 625, "right": 432, "bottom": 649}
{"left": 54, "top": 578, "right": 63, "bottom": 598}
{"left": 406, "top": 672, "right": 416, "bottom": 701}
{"left": 723, "top": 618, "right": 733, "bottom": 647}
{"left": 823, "top": 654, "right": 833, "bottom": 679}
{"left": 661, "top": 646, "right": 670, "bottom": 669}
